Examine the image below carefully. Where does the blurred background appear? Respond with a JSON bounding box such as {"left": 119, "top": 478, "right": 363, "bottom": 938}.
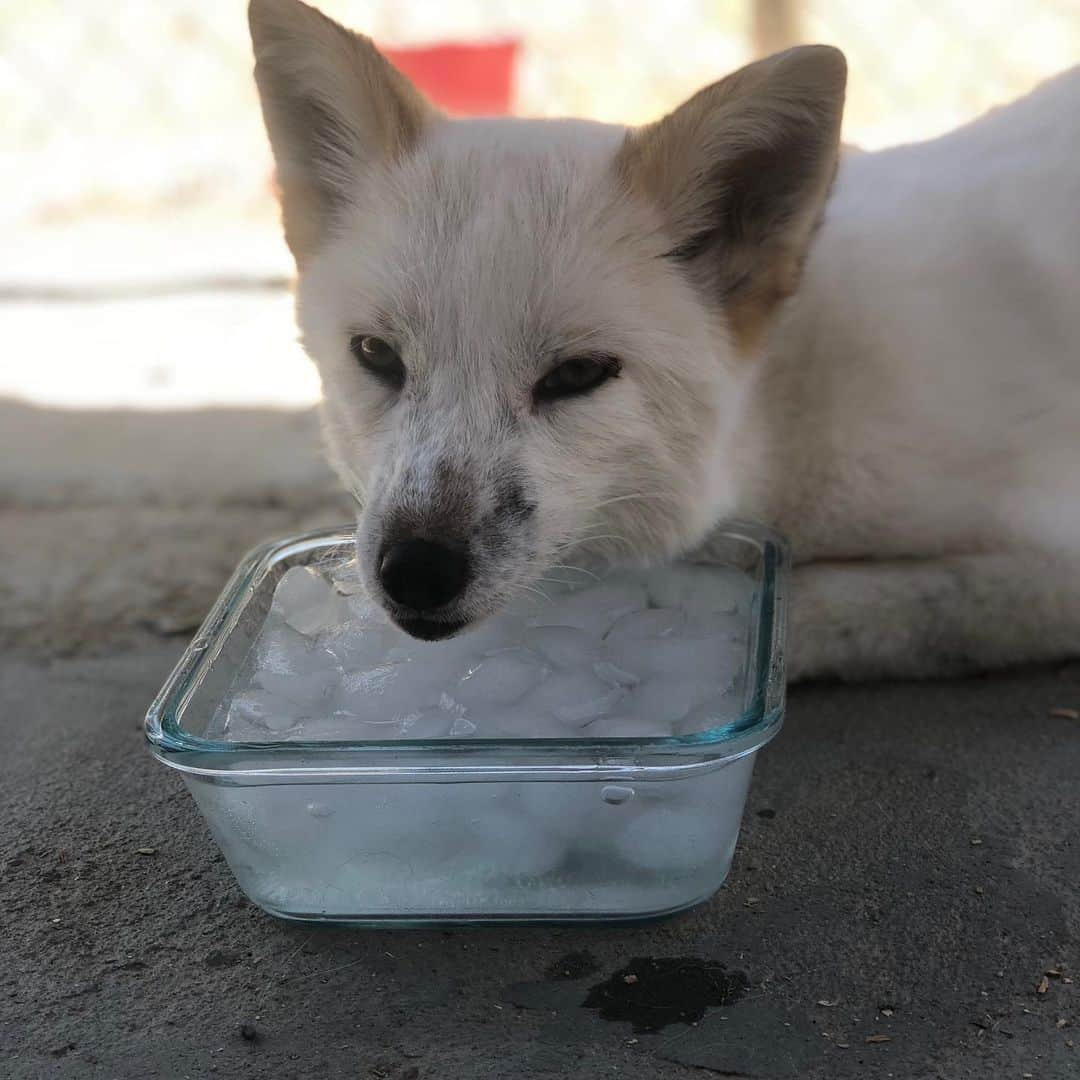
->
{"left": 1, "top": 1, "right": 1078, "bottom": 655}
{"left": 4, "top": 0, "right": 1079, "bottom": 410}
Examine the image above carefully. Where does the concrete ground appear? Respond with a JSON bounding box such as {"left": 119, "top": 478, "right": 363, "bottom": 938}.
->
{"left": 1, "top": 400, "right": 1077, "bottom": 1079}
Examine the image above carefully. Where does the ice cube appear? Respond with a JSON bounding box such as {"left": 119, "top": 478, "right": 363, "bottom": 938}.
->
{"left": 525, "top": 669, "right": 627, "bottom": 727}
{"left": 392, "top": 623, "right": 490, "bottom": 677}
{"left": 400, "top": 705, "right": 455, "bottom": 739}
{"left": 502, "top": 577, "right": 577, "bottom": 621}
{"left": 613, "top": 806, "right": 711, "bottom": 873}
{"left": 253, "top": 668, "right": 335, "bottom": 709}
{"left": 529, "top": 582, "right": 648, "bottom": 636}
{"left": 620, "top": 676, "right": 716, "bottom": 726}
{"left": 382, "top": 643, "right": 414, "bottom": 664}
{"left": 341, "top": 589, "right": 393, "bottom": 629}
{"left": 500, "top": 592, "right": 547, "bottom": 622}
{"left": 514, "top": 782, "right": 639, "bottom": 854}
{"left": 402, "top": 652, "right": 474, "bottom": 709}
{"left": 647, "top": 565, "right": 751, "bottom": 617}
{"left": 676, "top": 689, "right": 743, "bottom": 736}
{"left": 695, "top": 567, "right": 754, "bottom": 616}
{"left": 468, "top": 813, "right": 565, "bottom": 879}
{"left": 395, "top": 692, "right": 475, "bottom": 739}
{"left": 520, "top": 625, "right": 599, "bottom": 669}
{"left": 223, "top": 689, "right": 273, "bottom": 728}
{"left": 322, "top": 715, "right": 410, "bottom": 740}
{"left": 592, "top": 660, "right": 640, "bottom": 688}
{"left": 605, "top": 607, "right": 686, "bottom": 642}
{"left": 643, "top": 566, "right": 684, "bottom": 609}
{"left": 681, "top": 610, "right": 747, "bottom": 644}
{"left": 460, "top": 612, "right": 527, "bottom": 655}
{"left": 514, "top": 782, "right": 591, "bottom": 837}
{"left": 256, "top": 619, "right": 332, "bottom": 676}
{"left": 326, "top": 556, "right": 369, "bottom": 599}
{"left": 455, "top": 648, "right": 547, "bottom": 708}
{"left": 333, "top": 663, "right": 416, "bottom": 719}
{"left": 318, "top": 620, "right": 390, "bottom": 672}
{"left": 581, "top": 713, "right": 672, "bottom": 738}
{"left": 482, "top": 702, "right": 557, "bottom": 738}
{"left": 448, "top": 715, "right": 477, "bottom": 737}
{"left": 205, "top": 701, "right": 230, "bottom": 741}
{"left": 433, "top": 691, "right": 462, "bottom": 715}
{"left": 272, "top": 565, "right": 349, "bottom": 637}
{"left": 605, "top": 635, "right": 737, "bottom": 684}
{"left": 223, "top": 689, "right": 300, "bottom": 741}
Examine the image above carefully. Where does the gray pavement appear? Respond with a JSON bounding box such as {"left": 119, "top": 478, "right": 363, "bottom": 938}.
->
{"left": 1, "top": 401, "right": 1077, "bottom": 1079}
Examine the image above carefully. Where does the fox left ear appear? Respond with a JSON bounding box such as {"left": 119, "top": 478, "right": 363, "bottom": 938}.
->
{"left": 616, "top": 45, "right": 846, "bottom": 355}
{"left": 249, "top": 0, "right": 440, "bottom": 265}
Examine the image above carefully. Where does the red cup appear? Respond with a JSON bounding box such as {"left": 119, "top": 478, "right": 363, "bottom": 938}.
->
{"left": 382, "top": 38, "right": 520, "bottom": 116}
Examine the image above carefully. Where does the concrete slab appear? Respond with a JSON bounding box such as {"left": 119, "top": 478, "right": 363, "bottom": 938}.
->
{"left": 2, "top": 650, "right": 1076, "bottom": 1079}
{"left": 1, "top": 398, "right": 1076, "bottom": 1077}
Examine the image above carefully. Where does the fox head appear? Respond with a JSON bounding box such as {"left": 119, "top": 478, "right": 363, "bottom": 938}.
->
{"left": 249, "top": 0, "right": 844, "bottom": 639}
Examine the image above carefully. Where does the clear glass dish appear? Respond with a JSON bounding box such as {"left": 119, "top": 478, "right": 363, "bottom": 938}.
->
{"left": 145, "top": 522, "right": 788, "bottom": 926}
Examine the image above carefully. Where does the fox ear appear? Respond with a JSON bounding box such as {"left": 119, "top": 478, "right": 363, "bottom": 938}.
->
{"left": 616, "top": 45, "right": 846, "bottom": 355}
{"left": 249, "top": 0, "right": 439, "bottom": 265}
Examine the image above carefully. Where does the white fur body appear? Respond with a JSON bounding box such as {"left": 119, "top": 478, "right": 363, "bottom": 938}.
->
{"left": 249, "top": 0, "right": 1080, "bottom": 680}
{"left": 743, "top": 70, "right": 1080, "bottom": 561}
{"left": 745, "top": 70, "right": 1080, "bottom": 678}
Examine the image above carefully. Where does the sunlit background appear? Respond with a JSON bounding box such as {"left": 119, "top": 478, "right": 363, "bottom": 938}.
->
{"left": 4, "top": 0, "right": 1079, "bottom": 410}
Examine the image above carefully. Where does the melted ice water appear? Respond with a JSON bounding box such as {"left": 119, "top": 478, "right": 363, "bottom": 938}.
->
{"left": 209, "top": 560, "right": 754, "bottom": 744}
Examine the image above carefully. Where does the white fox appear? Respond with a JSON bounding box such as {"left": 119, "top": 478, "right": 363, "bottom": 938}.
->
{"left": 249, "top": 0, "right": 1080, "bottom": 681}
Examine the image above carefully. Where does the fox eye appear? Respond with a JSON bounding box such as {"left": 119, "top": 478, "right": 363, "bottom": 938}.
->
{"left": 350, "top": 335, "right": 405, "bottom": 391}
{"left": 534, "top": 354, "right": 621, "bottom": 404}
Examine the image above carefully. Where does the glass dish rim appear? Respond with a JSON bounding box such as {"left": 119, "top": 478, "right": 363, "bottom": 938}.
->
{"left": 145, "top": 521, "right": 788, "bottom": 775}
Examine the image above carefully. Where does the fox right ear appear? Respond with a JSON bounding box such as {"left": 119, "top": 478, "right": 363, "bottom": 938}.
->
{"left": 616, "top": 45, "right": 846, "bottom": 356}
{"left": 248, "top": 0, "right": 439, "bottom": 265}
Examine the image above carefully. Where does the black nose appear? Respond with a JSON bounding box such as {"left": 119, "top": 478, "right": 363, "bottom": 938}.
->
{"left": 378, "top": 538, "right": 470, "bottom": 612}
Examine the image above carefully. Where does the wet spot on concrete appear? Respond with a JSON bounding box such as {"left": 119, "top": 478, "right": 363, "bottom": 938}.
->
{"left": 583, "top": 957, "right": 748, "bottom": 1033}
